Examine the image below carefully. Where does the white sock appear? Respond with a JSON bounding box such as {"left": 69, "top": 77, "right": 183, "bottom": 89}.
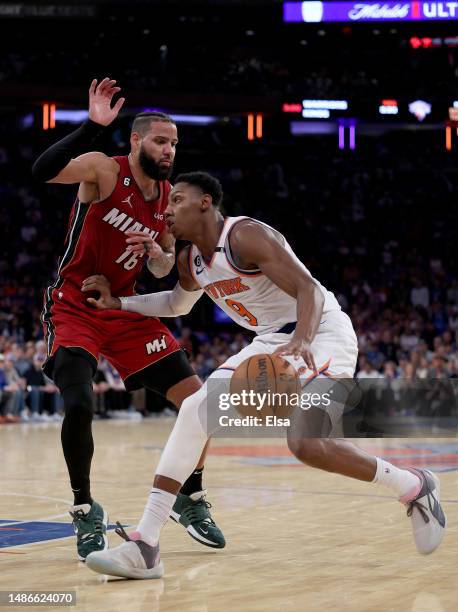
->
{"left": 134, "top": 488, "right": 177, "bottom": 546}
{"left": 131, "top": 375, "right": 229, "bottom": 547}
{"left": 372, "top": 457, "right": 421, "bottom": 500}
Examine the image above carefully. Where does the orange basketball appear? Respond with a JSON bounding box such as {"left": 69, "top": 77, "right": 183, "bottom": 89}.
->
{"left": 230, "top": 353, "right": 300, "bottom": 423}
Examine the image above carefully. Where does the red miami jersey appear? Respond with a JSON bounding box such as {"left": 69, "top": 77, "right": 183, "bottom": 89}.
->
{"left": 50, "top": 155, "right": 171, "bottom": 306}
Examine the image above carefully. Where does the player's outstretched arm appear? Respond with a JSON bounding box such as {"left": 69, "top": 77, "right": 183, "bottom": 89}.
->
{"left": 83, "top": 247, "right": 203, "bottom": 316}
{"left": 32, "top": 78, "right": 124, "bottom": 185}
{"left": 230, "top": 221, "right": 325, "bottom": 370}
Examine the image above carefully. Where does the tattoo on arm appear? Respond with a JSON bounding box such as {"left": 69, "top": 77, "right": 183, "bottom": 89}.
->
{"left": 147, "top": 248, "right": 175, "bottom": 278}
{"left": 147, "top": 232, "right": 176, "bottom": 278}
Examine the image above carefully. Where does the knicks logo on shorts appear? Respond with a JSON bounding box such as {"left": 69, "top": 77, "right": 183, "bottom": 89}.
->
{"left": 146, "top": 335, "right": 167, "bottom": 355}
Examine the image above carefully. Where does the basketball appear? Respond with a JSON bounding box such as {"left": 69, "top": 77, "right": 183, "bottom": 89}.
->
{"left": 229, "top": 353, "right": 300, "bottom": 422}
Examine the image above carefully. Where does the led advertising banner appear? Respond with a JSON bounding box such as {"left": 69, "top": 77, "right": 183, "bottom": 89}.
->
{"left": 284, "top": 2, "right": 458, "bottom": 23}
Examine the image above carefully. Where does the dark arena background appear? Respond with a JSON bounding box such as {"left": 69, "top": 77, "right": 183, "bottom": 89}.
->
{"left": 0, "top": 1, "right": 457, "bottom": 610}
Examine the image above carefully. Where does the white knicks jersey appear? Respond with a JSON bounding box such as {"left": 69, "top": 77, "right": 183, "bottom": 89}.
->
{"left": 188, "top": 216, "right": 341, "bottom": 335}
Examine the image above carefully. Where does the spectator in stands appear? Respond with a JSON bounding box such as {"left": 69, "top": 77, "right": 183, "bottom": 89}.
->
{"left": 92, "top": 361, "right": 110, "bottom": 419}
{"left": 98, "top": 358, "right": 133, "bottom": 414}
{"left": 23, "top": 353, "right": 62, "bottom": 421}
{"left": 4, "top": 356, "right": 25, "bottom": 420}
{"left": 410, "top": 278, "right": 430, "bottom": 309}
{"left": 0, "top": 353, "right": 23, "bottom": 422}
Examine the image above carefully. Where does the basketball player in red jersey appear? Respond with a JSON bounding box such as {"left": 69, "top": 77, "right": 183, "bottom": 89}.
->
{"left": 32, "top": 79, "right": 225, "bottom": 560}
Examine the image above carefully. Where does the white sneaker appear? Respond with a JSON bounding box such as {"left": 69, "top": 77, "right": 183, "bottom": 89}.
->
{"left": 400, "top": 468, "right": 447, "bottom": 555}
{"left": 86, "top": 523, "right": 164, "bottom": 579}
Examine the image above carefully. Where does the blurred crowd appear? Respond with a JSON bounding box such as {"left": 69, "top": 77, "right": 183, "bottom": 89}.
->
{"left": 0, "top": 337, "right": 176, "bottom": 423}
{"left": 1, "top": 11, "right": 458, "bottom": 104}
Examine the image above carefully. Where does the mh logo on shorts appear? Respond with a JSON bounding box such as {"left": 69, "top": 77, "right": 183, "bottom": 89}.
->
{"left": 146, "top": 335, "right": 167, "bottom": 355}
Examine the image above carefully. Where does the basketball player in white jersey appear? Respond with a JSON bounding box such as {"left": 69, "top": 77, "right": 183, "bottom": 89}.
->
{"left": 83, "top": 172, "right": 446, "bottom": 579}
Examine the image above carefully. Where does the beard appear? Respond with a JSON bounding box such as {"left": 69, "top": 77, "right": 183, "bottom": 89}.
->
{"left": 139, "top": 145, "right": 174, "bottom": 180}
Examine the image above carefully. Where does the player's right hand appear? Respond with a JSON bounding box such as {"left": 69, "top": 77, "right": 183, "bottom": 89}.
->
{"left": 88, "top": 78, "right": 126, "bottom": 126}
{"left": 82, "top": 274, "right": 121, "bottom": 310}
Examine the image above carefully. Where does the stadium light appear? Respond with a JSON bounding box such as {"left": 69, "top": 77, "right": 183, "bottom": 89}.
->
{"left": 338, "top": 120, "right": 357, "bottom": 150}
{"left": 446, "top": 126, "right": 452, "bottom": 150}
{"left": 302, "top": 109, "right": 330, "bottom": 118}
{"left": 379, "top": 106, "right": 399, "bottom": 114}
{"left": 170, "top": 114, "right": 218, "bottom": 125}
{"left": 55, "top": 110, "right": 89, "bottom": 123}
{"left": 379, "top": 99, "right": 399, "bottom": 115}
{"left": 302, "top": 99, "right": 348, "bottom": 110}
{"left": 408, "top": 100, "right": 432, "bottom": 121}
{"left": 338, "top": 124, "right": 345, "bottom": 149}
{"left": 349, "top": 124, "right": 356, "bottom": 149}
{"left": 247, "top": 114, "right": 254, "bottom": 140}
{"left": 282, "top": 103, "right": 302, "bottom": 113}
{"left": 247, "top": 113, "right": 263, "bottom": 140}
{"left": 42, "top": 103, "right": 56, "bottom": 130}
{"left": 256, "top": 114, "right": 263, "bottom": 138}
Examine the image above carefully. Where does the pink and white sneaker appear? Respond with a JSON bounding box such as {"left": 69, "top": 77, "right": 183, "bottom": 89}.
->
{"left": 86, "top": 522, "right": 164, "bottom": 579}
{"left": 400, "top": 468, "right": 447, "bottom": 555}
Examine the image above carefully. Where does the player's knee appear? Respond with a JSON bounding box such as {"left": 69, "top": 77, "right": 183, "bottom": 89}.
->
{"left": 175, "top": 386, "right": 207, "bottom": 429}
{"left": 287, "top": 437, "right": 328, "bottom": 467}
{"left": 53, "top": 348, "right": 95, "bottom": 390}
{"left": 62, "top": 384, "right": 94, "bottom": 423}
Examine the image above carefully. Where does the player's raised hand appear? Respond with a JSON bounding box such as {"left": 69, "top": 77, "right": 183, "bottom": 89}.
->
{"left": 81, "top": 274, "right": 121, "bottom": 310}
{"left": 274, "top": 338, "right": 317, "bottom": 372}
{"left": 125, "top": 230, "right": 163, "bottom": 259}
{"left": 88, "top": 78, "right": 126, "bottom": 126}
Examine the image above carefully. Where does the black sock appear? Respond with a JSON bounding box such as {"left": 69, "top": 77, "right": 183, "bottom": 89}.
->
{"left": 72, "top": 489, "right": 93, "bottom": 508}
{"left": 180, "top": 467, "right": 204, "bottom": 496}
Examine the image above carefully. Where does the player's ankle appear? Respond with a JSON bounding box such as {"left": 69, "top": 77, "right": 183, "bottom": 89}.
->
{"left": 131, "top": 530, "right": 157, "bottom": 547}
{"left": 180, "top": 467, "right": 204, "bottom": 496}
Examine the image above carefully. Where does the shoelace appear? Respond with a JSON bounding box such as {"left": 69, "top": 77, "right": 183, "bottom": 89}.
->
{"left": 72, "top": 511, "right": 104, "bottom": 542}
{"left": 406, "top": 499, "right": 430, "bottom": 524}
{"left": 114, "top": 521, "right": 131, "bottom": 542}
{"left": 182, "top": 498, "right": 214, "bottom": 525}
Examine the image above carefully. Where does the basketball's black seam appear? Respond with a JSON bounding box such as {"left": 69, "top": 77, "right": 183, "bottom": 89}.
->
{"left": 267, "top": 354, "right": 276, "bottom": 416}
{"left": 245, "top": 357, "right": 253, "bottom": 413}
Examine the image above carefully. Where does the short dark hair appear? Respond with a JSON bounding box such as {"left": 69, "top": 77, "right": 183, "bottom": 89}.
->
{"left": 174, "top": 171, "right": 223, "bottom": 207}
{"left": 131, "top": 111, "right": 176, "bottom": 135}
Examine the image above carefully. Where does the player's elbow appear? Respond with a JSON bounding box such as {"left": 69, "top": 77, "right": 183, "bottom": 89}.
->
{"left": 298, "top": 280, "right": 325, "bottom": 312}
{"left": 168, "top": 294, "right": 187, "bottom": 317}
{"left": 314, "top": 283, "right": 325, "bottom": 311}
{"left": 170, "top": 302, "right": 193, "bottom": 317}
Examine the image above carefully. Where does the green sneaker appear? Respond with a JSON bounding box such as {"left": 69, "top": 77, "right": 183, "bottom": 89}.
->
{"left": 170, "top": 490, "right": 225, "bottom": 549}
{"left": 69, "top": 501, "right": 108, "bottom": 561}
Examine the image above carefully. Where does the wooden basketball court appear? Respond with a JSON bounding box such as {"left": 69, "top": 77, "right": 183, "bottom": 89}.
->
{"left": 1, "top": 420, "right": 456, "bottom": 611}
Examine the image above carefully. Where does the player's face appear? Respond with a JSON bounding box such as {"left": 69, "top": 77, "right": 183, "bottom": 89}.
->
{"left": 165, "top": 183, "right": 203, "bottom": 239}
{"left": 135, "top": 121, "right": 178, "bottom": 180}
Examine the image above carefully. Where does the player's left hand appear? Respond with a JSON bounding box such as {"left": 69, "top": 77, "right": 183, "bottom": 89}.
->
{"left": 273, "top": 337, "right": 317, "bottom": 372}
{"left": 125, "top": 230, "right": 163, "bottom": 259}
{"left": 81, "top": 274, "right": 121, "bottom": 310}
